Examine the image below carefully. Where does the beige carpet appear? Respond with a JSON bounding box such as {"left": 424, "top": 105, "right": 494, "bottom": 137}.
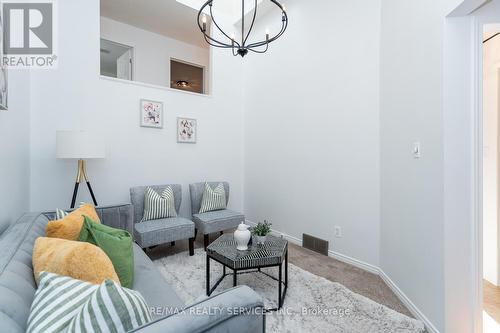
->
{"left": 154, "top": 249, "right": 425, "bottom": 333}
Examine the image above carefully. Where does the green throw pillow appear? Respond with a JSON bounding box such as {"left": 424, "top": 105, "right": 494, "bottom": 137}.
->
{"left": 78, "top": 215, "right": 134, "bottom": 288}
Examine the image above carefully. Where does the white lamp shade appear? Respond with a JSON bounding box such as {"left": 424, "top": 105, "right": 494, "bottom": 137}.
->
{"left": 56, "top": 131, "right": 105, "bottom": 159}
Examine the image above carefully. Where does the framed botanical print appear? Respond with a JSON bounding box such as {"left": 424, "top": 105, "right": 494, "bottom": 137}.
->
{"left": 140, "top": 99, "right": 163, "bottom": 128}
{"left": 177, "top": 117, "right": 197, "bottom": 143}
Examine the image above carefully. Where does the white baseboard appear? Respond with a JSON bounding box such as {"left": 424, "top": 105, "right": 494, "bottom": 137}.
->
{"left": 245, "top": 220, "right": 439, "bottom": 333}
{"left": 327, "top": 249, "right": 380, "bottom": 275}
{"left": 377, "top": 271, "right": 439, "bottom": 333}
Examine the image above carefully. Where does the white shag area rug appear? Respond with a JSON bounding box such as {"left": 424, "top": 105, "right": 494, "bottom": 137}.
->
{"left": 154, "top": 250, "right": 425, "bottom": 333}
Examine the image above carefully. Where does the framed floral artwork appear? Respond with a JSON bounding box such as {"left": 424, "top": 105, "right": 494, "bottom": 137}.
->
{"left": 140, "top": 99, "right": 163, "bottom": 128}
{"left": 177, "top": 117, "right": 197, "bottom": 143}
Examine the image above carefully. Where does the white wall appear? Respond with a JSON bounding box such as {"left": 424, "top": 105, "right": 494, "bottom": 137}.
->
{"left": 380, "top": 0, "right": 468, "bottom": 332}
{"left": 29, "top": 0, "right": 244, "bottom": 218}
{"left": 0, "top": 70, "right": 31, "bottom": 233}
{"left": 100, "top": 17, "right": 209, "bottom": 91}
{"left": 483, "top": 31, "right": 500, "bottom": 286}
{"left": 243, "top": 0, "right": 381, "bottom": 266}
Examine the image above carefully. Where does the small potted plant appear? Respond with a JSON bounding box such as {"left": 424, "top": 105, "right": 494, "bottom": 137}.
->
{"left": 252, "top": 220, "right": 272, "bottom": 245}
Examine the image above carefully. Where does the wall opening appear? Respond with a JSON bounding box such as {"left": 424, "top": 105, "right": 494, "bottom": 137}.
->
{"left": 170, "top": 59, "right": 205, "bottom": 94}
{"left": 99, "top": 0, "right": 210, "bottom": 94}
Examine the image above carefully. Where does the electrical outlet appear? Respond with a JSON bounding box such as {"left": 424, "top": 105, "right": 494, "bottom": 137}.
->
{"left": 334, "top": 226, "right": 342, "bottom": 238}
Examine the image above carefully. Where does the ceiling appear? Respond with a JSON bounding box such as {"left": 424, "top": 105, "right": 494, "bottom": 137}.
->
{"left": 177, "top": 0, "right": 265, "bottom": 22}
{"left": 100, "top": 0, "right": 208, "bottom": 49}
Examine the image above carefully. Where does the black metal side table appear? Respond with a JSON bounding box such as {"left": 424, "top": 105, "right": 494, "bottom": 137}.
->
{"left": 206, "top": 234, "right": 288, "bottom": 311}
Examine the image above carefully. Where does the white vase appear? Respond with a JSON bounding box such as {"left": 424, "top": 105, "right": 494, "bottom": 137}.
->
{"left": 234, "top": 222, "right": 251, "bottom": 251}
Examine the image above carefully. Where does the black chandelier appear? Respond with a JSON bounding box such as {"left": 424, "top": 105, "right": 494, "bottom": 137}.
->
{"left": 197, "top": 0, "right": 288, "bottom": 57}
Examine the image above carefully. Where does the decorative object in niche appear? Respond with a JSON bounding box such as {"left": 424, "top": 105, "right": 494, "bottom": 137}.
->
{"left": 140, "top": 100, "right": 163, "bottom": 128}
{"left": 176, "top": 80, "right": 190, "bottom": 88}
{"left": 177, "top": 117, "right": 197, "bottom": 143}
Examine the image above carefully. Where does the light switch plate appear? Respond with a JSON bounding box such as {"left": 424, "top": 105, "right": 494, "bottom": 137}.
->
{"left": 413, "top": 142, "right": 421, "bottom": 159}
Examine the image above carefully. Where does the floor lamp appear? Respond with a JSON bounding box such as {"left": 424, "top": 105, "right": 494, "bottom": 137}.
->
{"left": 56, "top": 131, "right": 105, "bottom": 208}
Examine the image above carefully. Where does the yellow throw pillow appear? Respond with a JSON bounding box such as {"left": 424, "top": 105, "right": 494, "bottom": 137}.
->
{"left": 46, "top": 203, "right": 101, "bottom": 240}
{"left": 32, "top": 237, "right": 120, "bottom": 286}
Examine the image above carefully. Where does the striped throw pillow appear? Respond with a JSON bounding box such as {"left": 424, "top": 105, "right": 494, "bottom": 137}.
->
{"left": 199, "top": 183, "right": 227, "bottom": 213}
{"left": 26, "top": 272, "right": 99, "bottom": 333}
{"left": 142, "top": 186, "right": 177, "bottom": 222}
{"left": 55, "top": 203, "right": 86, "bottom": 220}
{"left": 67, "top": 279, "right": 152, "bottom": 332}
{"left": 55, "top": 208, "right": 68, "bottom": 220}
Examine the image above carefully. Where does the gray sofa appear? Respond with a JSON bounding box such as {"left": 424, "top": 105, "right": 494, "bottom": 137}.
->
{"left": 0, "top": 204, "right": 265, "bottom": 333}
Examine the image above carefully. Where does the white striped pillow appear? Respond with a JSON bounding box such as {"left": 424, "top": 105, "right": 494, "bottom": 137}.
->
{"left": 141, "top": 186, "right": 177, "bottom": 222}
{"left": 55, "top": 208, "right": 68, "bottom": 220}
{"left": 66, "top": 279, "right": 152, "bottom": 332}
{"left": 55, "top": 203, "right": 87, "bottom": 220}
{"left": 26, "top": 272, "right": 99, "bottom": 333}
{"left": 199, "top": 183, "right": 227, "bottom": 213}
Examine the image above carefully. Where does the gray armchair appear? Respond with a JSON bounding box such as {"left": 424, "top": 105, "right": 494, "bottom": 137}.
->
{"left": 189, "top": 182, "right": 245, "bottom": 250}
{"left": 130, "top": 184, "right": 195, "bottom": 255}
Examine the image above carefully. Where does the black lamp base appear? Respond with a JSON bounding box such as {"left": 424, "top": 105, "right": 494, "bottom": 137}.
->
{"left": 71, "top": 181, "right": 98, "bottom": 208}
{"left": 70, "top": 159, "right": 98, "bottom": 208}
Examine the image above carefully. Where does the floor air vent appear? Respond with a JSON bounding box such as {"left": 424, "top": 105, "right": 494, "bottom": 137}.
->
{"left": 302, "top": 234, "right": 329, "bottom": 256}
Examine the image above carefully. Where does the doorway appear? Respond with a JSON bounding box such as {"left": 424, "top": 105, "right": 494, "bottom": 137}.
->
{"left": 483, "top": 24, "right": 500, "bottom": 333}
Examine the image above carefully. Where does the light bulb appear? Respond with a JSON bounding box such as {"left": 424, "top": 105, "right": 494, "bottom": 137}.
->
{"left": 202, "top": 15, "right": 208, "bottom": 32}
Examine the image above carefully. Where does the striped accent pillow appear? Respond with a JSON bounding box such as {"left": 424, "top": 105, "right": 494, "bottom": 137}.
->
{"left": 55, "top": 208, "right": 68, "bottom": 220}
{"left": 26, "top": 272, "right": 99, "bottom": 333}
{"left": 199, "top": 183, "right": 227, "bottom": 213}
{"left": 142, "top": 186, "right": 177, "bottom": 222}
{"left": 55, "top": 203, "right": 86, "bottom": 220}
{"left": 67, "top": 279, "right": 152, "bottom": 332}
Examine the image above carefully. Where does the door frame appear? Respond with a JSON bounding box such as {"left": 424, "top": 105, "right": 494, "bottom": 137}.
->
{"left": 463, "top": 2, "right": 500, "bottom": 332}
{"left": 444, "top": 1, "right": 491, "bottom": 332}
{"left": 471, "top": 5, "right": 500, "bottom": 332}
{"left": 474, "top": 15, "right": 484, "bottom": 333}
